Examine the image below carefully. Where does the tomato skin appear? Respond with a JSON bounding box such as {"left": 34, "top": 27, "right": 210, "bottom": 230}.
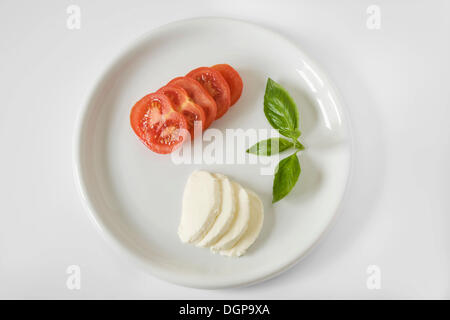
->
{"left": 186, "top": 67, "right": 231, "bottom": 119}
{"left": 212, "top": 64, "right": 243, "bottom": 106}
{"left": 168, "top": 76, "right": 217, "bottom": 128}
{"left": 157, "top": 84, "right": 206, "bottom": 136}
{"left": 130, "top": 93, "right": 188, "bottom": 154}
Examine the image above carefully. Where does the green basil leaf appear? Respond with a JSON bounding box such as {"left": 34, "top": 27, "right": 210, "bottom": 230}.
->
{"left": 264, "top": 78, "right": 300, "bottom": 138}
{"left": 272, "top": 153, "right": 301, "bottom": 203}
{"left": 246, "top": 137, "right": 294, "bottom": 156}
{"left": 294, "top": 141, "right": 305, "bottom": 151}
{"left": 279, "top": 128, "right": 301, "bottom": 140}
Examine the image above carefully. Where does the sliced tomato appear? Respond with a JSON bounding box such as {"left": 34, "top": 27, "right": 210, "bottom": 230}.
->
{"left": 168, "top": 76, "right": 217, "bottom": 128}
{"left": 186, "top": 67, "right": 231, "bottom": 119}
{"left": 212, "top": 64, "right": 243, "bottom": 106}
{"left": 130, "top": 93, "right": 188, "bottom": 154}
{"left": 158, "top": 85, "right": 206, "bottom": 137}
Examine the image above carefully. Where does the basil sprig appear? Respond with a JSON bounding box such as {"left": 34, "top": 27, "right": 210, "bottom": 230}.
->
{"left": 247, "top": 78, "right": 305, "bottom": 203}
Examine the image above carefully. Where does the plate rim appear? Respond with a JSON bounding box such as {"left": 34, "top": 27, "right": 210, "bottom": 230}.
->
{"left": 73, "top": 16, "right": 354, "bottom": 289}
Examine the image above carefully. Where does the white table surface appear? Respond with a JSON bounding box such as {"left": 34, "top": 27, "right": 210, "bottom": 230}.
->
{"left": 1, "top": 0, "right": 449, "bottom": 299}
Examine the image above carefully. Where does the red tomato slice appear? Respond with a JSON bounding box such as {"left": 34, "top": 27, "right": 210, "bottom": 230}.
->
{"left": 186, "top": 67, "right": 231, "bottom": 119}
{"left": 212, "top": 64, "right": 243, "bottom": 106}
{"left": 168, "top": 76, "right": 217, "bottom": 128}
{"left": 158, "top": 85, "right": 206, "bottom": 137}
{"left": 130, "top": 93, "right": 188, "bottom": 154}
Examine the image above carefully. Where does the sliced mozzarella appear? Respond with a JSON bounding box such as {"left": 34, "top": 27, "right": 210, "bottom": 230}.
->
{"left": 197, "top": 174, "right": 236, "bottom": 247}
{"left": 211, "top": 182, "right": 251, "bottom": 251}
{"left": 178, "top": 171, "right": 221, "bottom": 243}
{"left": 219, "top": 189, "right": 264, "bottom": 257}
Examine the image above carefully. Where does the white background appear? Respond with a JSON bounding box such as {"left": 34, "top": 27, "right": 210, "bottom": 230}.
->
{"left": 0, "top": 0, "right": 449, "bottom": 299}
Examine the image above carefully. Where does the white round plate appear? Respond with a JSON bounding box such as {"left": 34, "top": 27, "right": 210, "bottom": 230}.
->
{"left": 74, "top": 18, "right": 352, "bottom": 289}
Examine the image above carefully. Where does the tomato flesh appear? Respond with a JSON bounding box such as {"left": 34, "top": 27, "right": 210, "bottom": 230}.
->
{"left": 186, "top": 67, "right": 231, "bottom": 119}
{"left": 168, "top": 76, "right": 217, "bottom": 128}
{"left": 158, "top": 85, "right": 206, "bottom": 137}
{"left": 130, "top": 93, "right": 188, "bottom": 154}
{"left": 212, "top": 64, "right": 243, "bottom": 106}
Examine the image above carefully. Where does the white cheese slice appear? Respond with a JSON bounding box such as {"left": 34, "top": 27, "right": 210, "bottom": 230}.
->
{"left": 197, "top": 174, "right": 236, "bottom": 247}
{"left": 219, "top": 189, "right": 264, "bottom": 257}
{"left": 211, "top": 182, "right": 251, "bottom": 251}
{"left": 178, "top": 171, "right": 221, "bottom": 243}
